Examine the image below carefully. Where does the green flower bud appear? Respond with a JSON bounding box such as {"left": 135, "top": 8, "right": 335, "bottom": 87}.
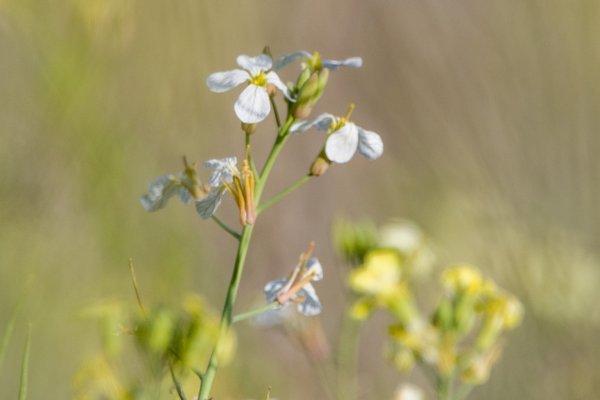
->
{"left": 136, "top": 307, "right": 176, "bottom": 355}
{"left": 433, "top": 298, "right": 453, "bottom": 331}
{"left": 333, "top": 218, "right": 379, "bottom": 265}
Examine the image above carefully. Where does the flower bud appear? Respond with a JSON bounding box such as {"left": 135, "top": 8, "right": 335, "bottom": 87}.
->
{"left": 241, "top": 122, "right": 256, "bottom": 135}
{"left": 310, "top": 155, "right": 331, "bottom": 176}
{"left": 333, "top": 218, "right": 379, "bottom": 265}
{"left": 292, "top": 68, "right": 329, "bottom": 119}
{"left": 432, "top": 298, "right": 453, "bottom": 331}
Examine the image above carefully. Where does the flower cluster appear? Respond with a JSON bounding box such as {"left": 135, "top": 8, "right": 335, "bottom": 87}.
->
{"left": 133, "top": 48, "right": 385, "bottom": 400}
{"left": 337, "top": 218, "right": 523, "bottom": 395}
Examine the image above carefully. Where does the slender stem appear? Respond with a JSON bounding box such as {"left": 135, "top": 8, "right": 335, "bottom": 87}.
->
{"left": 455, "top": 384, "right": 474, "bottom": 400}
{"left": 169, "top": 364, "right": 188, "bottom": 400}
{"left": 436, "top": 376, "right": 452, "bottom": 400}
{"left": 335, "top": 311, "right": 362, "bottom": 400}
{"left": 255, "top": 115, "right": 295, "bottom": 204}
{"left": 270, "top": 96, "right": 282, "bottom": 128}
{"left": 198, "top": 224, "right": 254, "bottom": 399}
{"left": 257, "top": 174, "right": 311, "bottom": 214}
{"left": 128, "top": 258, "right": 146, "bottom": 314}
{"left": 211, "top": 215, "right": 241, "bottom": 240}
{"left": 232, "top": 302, "right": 279, "bottom": 324}
{"left": 198, "top": 113, "right": 295, "bottom": 400}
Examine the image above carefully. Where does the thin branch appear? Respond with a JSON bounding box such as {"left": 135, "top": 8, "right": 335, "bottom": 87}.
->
{"left": 270, "top": 96, "right": 282, "bottom": 128}
{"left": 232, "top": 302, "right": 279, "bottom": 324}
{"left": 169, "top": 363, "right": 188, "bottom": 400}
{"left": 211, "top": 216, "right": 241, "bottom": 240}
{"left": 128, "top": 258, "right": 146, "bottom": 315}
{"left": 257, "top": 175, "right": 311, "bottom": 214}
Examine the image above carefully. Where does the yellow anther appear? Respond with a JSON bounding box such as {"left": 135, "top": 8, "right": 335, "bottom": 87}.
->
{"left": 249, "top": 72, "right": 267, "bottom": 87}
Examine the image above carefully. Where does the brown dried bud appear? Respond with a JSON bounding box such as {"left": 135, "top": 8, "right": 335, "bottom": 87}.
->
{"left": 241, "top": 122, "right": 256, "bottom": 135}
{"left": 310, "top": 156, "right": 331, "bottom": 177}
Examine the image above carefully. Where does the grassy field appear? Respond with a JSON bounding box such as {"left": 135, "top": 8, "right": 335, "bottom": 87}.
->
{"left": 1, "top": 1, "right": 599, "bottom": 398}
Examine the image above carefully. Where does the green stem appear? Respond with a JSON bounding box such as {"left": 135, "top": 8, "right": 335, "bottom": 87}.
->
{"left": 255, "top": 115, "right": 295, "bottom": 204}
{"left": 232, "top": 302, "right": 279, "bottom": 324}
{"left": 257, "top": 174, "right": 311, "bottom": 214}
{"left": 436, "top": 376, "right": 452, "bottom": 400}
{"left": 198, "top": 225, "right": 254, "bottom": 399}
{"left": 169, "top": 363, "right": 188, "bottom": 400}
{"left": 335, "top": 311, "right": 362, "bottom": 400}
{"left": 211, "top": 215, "right": 241, "bottom": 240}
{"left": 198, "top": 114, "right": 296, "bottom": 400}
{"left": 455, "top": 384, "right": 474, "bottom": 400}
{"left": 270, "top": 96, "right": 282, "bottom": 128}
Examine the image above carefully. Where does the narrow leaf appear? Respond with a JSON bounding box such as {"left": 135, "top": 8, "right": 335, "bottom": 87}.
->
{"left": 18, "top": 324, "right": 31, "bottom": 400}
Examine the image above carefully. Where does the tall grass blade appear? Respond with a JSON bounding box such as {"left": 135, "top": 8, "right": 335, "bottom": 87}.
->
{"left": 18, "top": 324, "right": 31, "bottom": 400}
{"left": 0, "top": 299, "right": 23, "bottom": 372}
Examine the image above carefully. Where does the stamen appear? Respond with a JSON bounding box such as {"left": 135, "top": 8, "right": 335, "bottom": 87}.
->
{"left": 344, "top": 103, "right": 356, "bottom": 120}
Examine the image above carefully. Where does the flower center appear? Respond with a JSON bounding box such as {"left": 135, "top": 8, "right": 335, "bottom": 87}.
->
{"left": 249, "top": 72, "right": 267, "bottom": 87}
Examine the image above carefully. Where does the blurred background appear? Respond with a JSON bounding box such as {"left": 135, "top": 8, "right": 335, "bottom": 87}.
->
{"left": 1, "top": 0, "right": 599, "bottom": 398}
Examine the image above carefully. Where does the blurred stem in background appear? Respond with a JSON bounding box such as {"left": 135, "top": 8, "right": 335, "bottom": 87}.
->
{"left": 335, "top": 304, "right": 361, "bottom": 400}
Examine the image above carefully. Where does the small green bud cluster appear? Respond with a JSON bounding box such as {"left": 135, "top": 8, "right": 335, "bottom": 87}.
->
{"left": 75, "top": 294, "right": 235, "bottom": 399}
{"left": 291, "top": 53, "right": 330, "bottom": 119}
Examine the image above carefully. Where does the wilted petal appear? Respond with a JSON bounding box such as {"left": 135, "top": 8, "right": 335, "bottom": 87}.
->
{"left": 204, "top": 157, "right": 238, "bottom": 187}
{"left": 206, "top": 69, "right": 249, "bottom": 93}
{"left": 322, "top": 57, "right": 363, "bottom": 70}
{"left": 357, "top": 126, "right": 383, "bottom": 160}
{"left": 306, "top": 258, "right": 323, "bottom": 281}
{"left": 178, "top": 187, "right": 193, "bottom": 204}
{"left": 325, "top": 123, "right": 359, "bottom": 163}
{"left": 236, "top": 54, "right": 272, "bottom": 75}
{"left": 140, "top": 174, "right": 181, "bottom": 211}
{"left": 264, "top": 278, "right": 287, "bottom": 303}
{"left": 297, "top": 284, "right": 322, "bottom": 316}
{"left": 195, "top": 187, "right": 225, "bottom": 219}
{"left": 234, "top": 84, "right": 271, "bottom": 123}
{"left": 273, "top": 50, "right": 311, "bottom": 70}
{"left": 290, "top": 113, "right": 336, "bottom": 134}
{"left": 266, "top": 71, "right": 294, "bottom": 101}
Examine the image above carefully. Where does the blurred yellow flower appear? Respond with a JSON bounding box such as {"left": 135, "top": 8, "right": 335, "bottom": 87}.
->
{"left": 441, "top": 264, "right": 484, "bottom": 294}
{"left": 349, "top": 249, "right": 402, "bottom": 296}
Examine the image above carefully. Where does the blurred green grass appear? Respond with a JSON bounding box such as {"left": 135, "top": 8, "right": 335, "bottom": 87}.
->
{"left": 0, "top": 0, "right": 599, "bottom": 398}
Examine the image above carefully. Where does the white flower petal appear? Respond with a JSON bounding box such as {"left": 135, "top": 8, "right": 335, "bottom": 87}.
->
{"left": 204, "top": 157, "right": 238, "bottom": 187}
{"left": 236, "top": 54, "right": 272, "bottom": 75}
{"left": 305, "top": 258, "right": 323, "bottom": 281}
{"left": 140, "top": 174, "right": 181, "bottom": 211}
{"left": 266, "top": 71, "right": 294, "bottom": 101}
{"left": 264, "top": 278, "right": 287, "bottom": 303}
{"left": 194, "top": 187, "right": 225, "bottom": 219}
{"left": 206, "top": 69, "right": 249, "bottom": 93}
{"left": 178, "top": 187, "right": 193, "bottom": 204}
{"left": 297, "top": 284, "right": 322, "bottom": 316}
{"left": 357, "top": 126, "right": 384, "bottom": 160}
{"left": 290, "top": 113, "right": 336, "bottom": 134}
{"left": 322, "top": 57, "right": 363, "bottom": 70}
{"left": 234, "top": 84, "right": 271, "bottom": 123}
{"left": 273, "top": 50, "right": 311, "bottom": 70}
{"left": 325, "top": 123, "right": 359, "bottom": 163}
